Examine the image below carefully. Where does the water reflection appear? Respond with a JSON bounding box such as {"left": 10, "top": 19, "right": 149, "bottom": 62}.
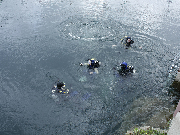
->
{"left": 81, "top": 0, "right": 106, "bottom": 17}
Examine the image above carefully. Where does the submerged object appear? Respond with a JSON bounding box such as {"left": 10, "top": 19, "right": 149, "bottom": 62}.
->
{"left": 82, "top": 93, "right": 91, "bottom": 101}
{"left": 79, "top": 76, "right": 87, "bottom": 82}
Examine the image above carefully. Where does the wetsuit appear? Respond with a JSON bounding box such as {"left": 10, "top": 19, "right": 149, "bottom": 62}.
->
{"left": 57, "top": 82, "right": 65, "bottom": 88}
{"left": 119, "top": 62, "right": 134, "bottom": 75}
{"left": 125, "top": 37, "right": 134, "bottom": 47}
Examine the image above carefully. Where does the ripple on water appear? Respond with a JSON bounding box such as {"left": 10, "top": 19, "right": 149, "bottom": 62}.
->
{"left": 57, "top": 16, "right": 125, "bottom": 41}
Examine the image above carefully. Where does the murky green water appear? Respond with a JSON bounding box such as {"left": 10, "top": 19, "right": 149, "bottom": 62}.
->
{"left": 1, "top": 0, "right": 180, "bottom": 134}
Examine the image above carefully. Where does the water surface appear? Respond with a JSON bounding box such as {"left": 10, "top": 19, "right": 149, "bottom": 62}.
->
{"left": 1, "top": 0, "right": 180, "bottom": 134}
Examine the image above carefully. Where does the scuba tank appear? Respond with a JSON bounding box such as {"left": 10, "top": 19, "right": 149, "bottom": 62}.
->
{"left": 91, "top": 59, "right": 95, "bottom": 67}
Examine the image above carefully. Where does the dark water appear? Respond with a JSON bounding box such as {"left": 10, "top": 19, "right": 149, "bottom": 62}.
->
{"left": 1, "top": 0, "right": 180, "bottom": 134}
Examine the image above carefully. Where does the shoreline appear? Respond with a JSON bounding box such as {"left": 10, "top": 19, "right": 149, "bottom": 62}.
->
{"left": 123, "top": 71, "right": 180, "bottom": 135}
{"left": 113, "top": 96, "right": 175, "bottom": 134}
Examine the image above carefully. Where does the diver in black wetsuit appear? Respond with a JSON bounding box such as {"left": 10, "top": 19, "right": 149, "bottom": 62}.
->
{"left": 125, "top": 37, "right": 134, "bottom": 47}
{"left": 52, "top": 82, "right": 69, "bottom": 94}
{"left": 121, "top": 36, "right": 134, "bottom": 47}
{"left": 118, "top": 62, "right": 134, "bottom": 75}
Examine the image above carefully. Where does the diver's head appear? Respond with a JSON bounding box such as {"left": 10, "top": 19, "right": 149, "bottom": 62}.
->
{"left": 127, "top": 39, "right": 131, "bottom": 43}
{"left": 57, "top": 82, "right": 65, "bottom": 88}
{"left": 120, "top": 62, "right": 127, "bottom": 70}
{"left": 127, "top": 37, "right": 131, "bottom": 43}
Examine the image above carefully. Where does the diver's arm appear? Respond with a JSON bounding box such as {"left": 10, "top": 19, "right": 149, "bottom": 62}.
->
{"left": 80, "top": 63, "right": 89, "bottom": 66}
{"left": 80, "top": 60, "right": 91, "bottom": 66}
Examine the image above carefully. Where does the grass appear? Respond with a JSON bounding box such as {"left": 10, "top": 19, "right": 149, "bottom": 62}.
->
{"left": 132, "top": 127, "right": 167, "bottom": 135}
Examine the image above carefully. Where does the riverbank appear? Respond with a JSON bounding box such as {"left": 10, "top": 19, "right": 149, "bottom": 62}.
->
{"left": 122, "top": 74, "right": 180, "bottom": 135}
{"left": 125, "top": 101, "right": 180, "bottom": 135}
{"left": 113, "top": 96, "right": 174, "bottom": 134}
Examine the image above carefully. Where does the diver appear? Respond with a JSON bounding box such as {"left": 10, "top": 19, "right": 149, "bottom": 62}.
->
{"left": 80, "top": 58, "right": 100, "bottom": 74}
{"left": 125, "top": 37, "right": 134, "bottom": 47}
{"left": 121, "top": 36, "right": 134, "bottom": 47}
{"left": 118, "top": 62, "right": 134, "bottom": 75}
{"left": 52, "top": 81, "right": 69, "bottom": 94}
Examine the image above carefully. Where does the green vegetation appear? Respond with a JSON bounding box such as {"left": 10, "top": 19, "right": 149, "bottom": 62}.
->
{"left": 132, "top": 127, "right": 167, "bottom": 135}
